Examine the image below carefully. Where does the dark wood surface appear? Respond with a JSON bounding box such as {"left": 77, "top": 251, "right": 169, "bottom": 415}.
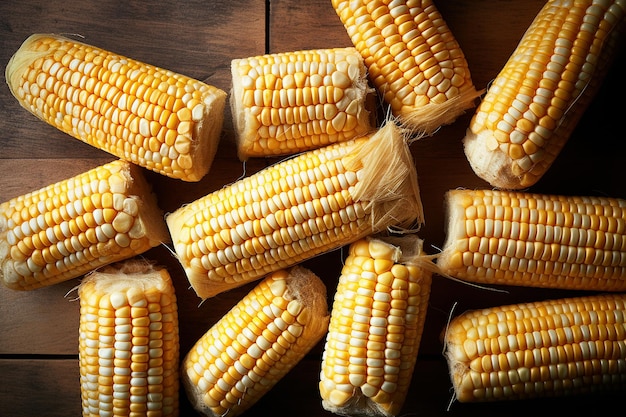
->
{"left": 1, "top": 1, "right": 624, "bottom": 416}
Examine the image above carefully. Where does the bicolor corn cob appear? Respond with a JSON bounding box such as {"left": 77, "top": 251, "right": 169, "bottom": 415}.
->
{"left": 78, "top": 260, "right": 179, "bottom": 416}
{"left": 0, "top": 159, "right": 169, "bottom": 290}
{"left": 166, "top": 122, "right": 423, "bottom": 299}
{"left": 5, "top": 33, "right": 227, "bottom": 181}
{"left": 320, "top": 235, "right": 433, "bottom": 417}
{"left": 331, "top": 0, "right": 481, "bottom": 135}
{"left": 464, "top": 0, "right": 626, "bottom": 189}
{"left": 231, "top": 47, "right": 375, "bottom": 159}
{"left": 444, "top": 293, "right": 626, "bottom": 402}
{"left": 182, "top": 266, "right": 329, "bottom": 417}
{"left": 436, "top": 189, "right": 626, "bottom": 291}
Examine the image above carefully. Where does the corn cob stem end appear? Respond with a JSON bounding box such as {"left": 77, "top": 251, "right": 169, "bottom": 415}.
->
{"left": 463, "top": 128, "right": 536, "bottom": 190}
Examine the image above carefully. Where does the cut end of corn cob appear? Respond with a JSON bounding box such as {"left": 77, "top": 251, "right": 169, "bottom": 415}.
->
{"left": 0, "top": 159, "right": 169, "bottom": 290}
{"left": 463, "top": 0, "right": 626, "bottom": 189}
{"left": 436, "top": 189, "right": 626, "bottom": 291}
{"left": 443, "top": 293, "right": 626, "bottom": 403}
{"left": 5, "top": 33, "right": 227, "bottom": 181}
{"left": 166, "top": 121, "right": 423, "bottom": 300}
{"left": 231, "top": 47, "right": 376, "bottom": 159}
{"left": 78, "top": 259, "right": 180, "bottom": 416}
{"left": 182, "top": 266, "right": 329, "bottom": 417}
{"left": 320, "top": 234, "right": 433, "bottom": 417}
{"left": 331, "top": 0, "right": 480, "bottom": 136}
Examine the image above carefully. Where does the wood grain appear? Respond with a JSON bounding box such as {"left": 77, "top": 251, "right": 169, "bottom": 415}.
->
{"left": 1, "top": 0, "right": 625, "bottom": 416}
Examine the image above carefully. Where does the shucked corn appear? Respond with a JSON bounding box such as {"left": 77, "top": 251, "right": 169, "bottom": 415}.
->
{"left": 463, "top": 0, "right": 626, "bottom": 189}
{"left": 6, "top": 33, "right": 227, "bottom": 182}
{"left": 444, "top": 293, "right": 626, "bottom": 402}
{"left": 320, "top": 235, "right": 433, "bottom": 417}
{"left": 182, "top": 266, "right": 329, "bottom": 417}
{"left": 166, "top": 122, "right": 423, "bottom": 299}
{"left": 0, "top": 160, "right": 168, "bottom": 291}
{"left": 78, "top": 260, "right": 179, "bottom": 416}
{"left": 331, "top": 0, "right": 481, "bottom": 135}
{"left": 437, "top": 189, "right": 626, "bottom": 291}
{"left": 231, "top": 47, "right": 375, "bottom": 159}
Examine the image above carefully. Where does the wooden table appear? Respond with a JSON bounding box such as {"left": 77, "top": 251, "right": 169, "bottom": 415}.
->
{"left": 1, "top": 1, "right": 624, "bottom": 416}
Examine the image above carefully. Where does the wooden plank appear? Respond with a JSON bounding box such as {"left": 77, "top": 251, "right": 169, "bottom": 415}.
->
{"left": 1, "top": 357, "right": 623, "bottom": 417}
{"left": 0, "top": 279, "right": 80, "bottom": 355}
{"left": 0, "top": 359, "right": 81, "bottom": 417}
{"left": 269, "top": 0, "right": 351, "bottom": 51}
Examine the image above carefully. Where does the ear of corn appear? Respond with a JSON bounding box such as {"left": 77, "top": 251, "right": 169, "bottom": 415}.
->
{"left": 463, "top": 0, "right": 626, "bottom": 189}
{"left": 166, "top": 122, "right": 423, "bottom": 299}
{"left": 444, "top": 293, "right": 626, "bottom": 402}
{"left": 5, "top": 33, "right": 227, "bottom": 182}
{"left": 182, "top": 266, "right": 329, "bottom": 417}
{"left": 319, "top": 235, "right": 433, "bottom": 417}
{"left": 436, "top": 189, "right": 626, "bottom": 291}
{"left": 78, "top": 260, "right": 179, "bottom": 416}
{"left": 0, "top": 159, "right": 169, "bottom": 290}
{"left": 331, "top": 0, "right": 481, "bottom": 136}
{"left": 231, "top": 47, "right": 376, "bottom": 160}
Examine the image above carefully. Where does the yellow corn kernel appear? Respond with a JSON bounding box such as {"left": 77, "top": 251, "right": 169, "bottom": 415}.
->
{"left": 444, "top": 293, "right": 626, "bottom": 402}
{"left": 437, "top": 189, "right": 626, "bottom": 291}
{"left": 5, "top": 33, "right": 227, "bottom": 181}
{"left": 78, "top": 260, "right": 179, "bottom": 416}
{"left": 182, "top": 266, "right": 329, "bottom": 417}
{"left": 320, "top": 235, "right": 433, "bottom": 417}
{"left": 331, "top": 0, "right": 481, "bottom": 136}
{"left": 166, "top": 122, "right": 423, "bottom": 299}
{"left": 231, "top": 47, "right": 376, "bottom": 159}
{"left": 0, "top": 159, "right": 168, "bottom": 290}
{"left": 464, "top": 0, "right": 626, "bottom": 189}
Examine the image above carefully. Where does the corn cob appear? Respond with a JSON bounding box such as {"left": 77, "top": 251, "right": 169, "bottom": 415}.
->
{"left": 166, "top": 121, "right": 423, "bottom": 299}
{"left": 5, "top": 33, "right": 227, "bottom": 182}
{"left": 0, "top": 159, "right": 169, "bottom": 290}
{"left": 78, "top": 260, "right": 179, "bottom": 416}
{"left": 463, "top": 0, "right": 626, "bottom": 189}
{"left": 436, "top": 189, "right": 626, "bottom": 291}
{"left": 231, "top": 47, "right": 376, "bottom": 159}
{"left": 443, "top": 293, "right": 626, "bottom": 402}
{"left": 320, "top": 235, "right": 433, "bottom": 417}
{"left": 331, "top": 0, "right": 481, "bottom": 136}
{"left": 182, "top": 266, "right": 329, "bottom": 417}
